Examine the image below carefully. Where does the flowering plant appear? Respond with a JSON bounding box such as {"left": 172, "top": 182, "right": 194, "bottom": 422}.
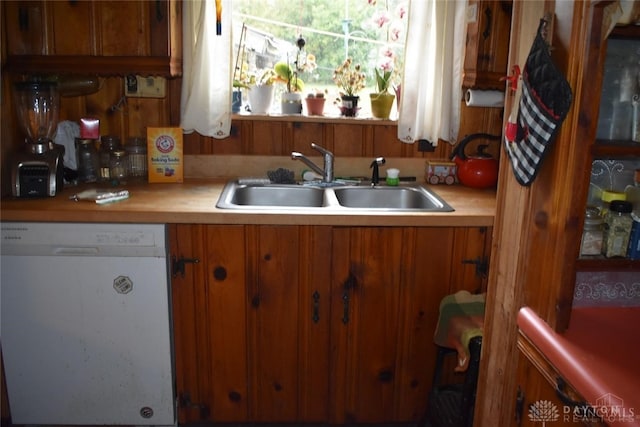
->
{"left": 274, "top": 36, "right": 317, "bottom": 93}
{"left": 333, "top": 57, "right": 366, "bottom": 97}
{"left": 249, "top": 68, "right": 277, "bottom": 86}
{"left": 368, "top": 0, "right": 407, "bottom": 91}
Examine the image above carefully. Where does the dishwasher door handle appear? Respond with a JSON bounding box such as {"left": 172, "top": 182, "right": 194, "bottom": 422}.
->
{"left": 53, "top": 247, "right": 100, "bottom": 255}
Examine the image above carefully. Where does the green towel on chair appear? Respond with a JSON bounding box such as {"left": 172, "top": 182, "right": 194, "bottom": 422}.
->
{"left": 434, "top": 290, "right": 485, "bottom": 372}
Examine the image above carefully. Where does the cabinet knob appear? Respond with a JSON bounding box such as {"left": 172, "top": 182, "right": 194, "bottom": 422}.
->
{"left": 251, "top": 295, "right": 260, "bottom": 308}
{"left": 378, "top": 369, "right": 393, "bottom": 383}
{"left": 213, "top": 266, "right": 227, "bottom": 281}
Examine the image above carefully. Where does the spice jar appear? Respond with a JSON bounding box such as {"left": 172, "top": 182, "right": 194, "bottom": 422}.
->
{"left": 99, "top": 135, "right": 121, "bottom": 182}
{"left": 580, "top": 206, "right": 604, "bottom": 257}
{"left": 109, "top": 150, "right": 128, "bottom": 182}
{"left": 603, "top": 200, "right": 633, "bottom": 258}
{"left": 600, "top": 190, "right": 626, "bottom": 216}
{"left": 125, "top": 137, "right": 147, "bottom": 180}
{"left": 75, "top": 138, "right": 100, "bottom": 183}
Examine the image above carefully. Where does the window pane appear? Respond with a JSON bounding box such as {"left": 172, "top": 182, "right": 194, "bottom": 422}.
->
{"left": 232, "top": 0, "right": 407, "bottom": 117}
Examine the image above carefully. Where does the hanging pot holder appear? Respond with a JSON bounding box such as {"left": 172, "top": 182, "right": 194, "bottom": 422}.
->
{"left": 504, "top": 19, "right": 573, "bottom": 186}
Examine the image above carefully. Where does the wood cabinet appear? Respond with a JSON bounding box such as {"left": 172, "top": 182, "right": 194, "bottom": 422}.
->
{"left": 169, "top": 224, "right": 491, "bottom": 424}
{"left": 463, "top": 0, "right": 513, "bottom": 89}
{"left": 477, "top": 2, "right": 639, "bottom": 425}
{"left": 515, "top": 332, "right": 605, "bottom": 427}
{"left": 2, "top": 0, "right": 181, "bottom": 76}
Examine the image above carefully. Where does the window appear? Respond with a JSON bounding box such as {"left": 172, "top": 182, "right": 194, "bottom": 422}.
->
{"left": 232, "top": 0, "right": 407, "bottom": 117}
{"left": 181, "top": 0, "right": 465, "bottom": 143}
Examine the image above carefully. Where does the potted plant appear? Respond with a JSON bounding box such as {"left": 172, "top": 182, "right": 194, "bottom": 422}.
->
{"left": 370, "top": 66, "right": 396, "bottom": 119}
{"left": 232, "top": 80, "right": 248, "bottom": 113}
{"left": 274, "top": 60, "right": 305, "bottom": 114}
{"left": 273, "top": 36, "right": 317, "bottom": 115}
{"left": 305, "top": 89, "right": 326, "bottom": 116}
{"left": 232, "top": 59, "right": 252, "bottom": 113}
{"left": 333, "top": 57, "right": 366, "bottom": 117}
{"left": 247, "top": 69, "right": 276, "bottom": 115}
{"left": 367, "top": 1, "right": 406, "bottom": 114}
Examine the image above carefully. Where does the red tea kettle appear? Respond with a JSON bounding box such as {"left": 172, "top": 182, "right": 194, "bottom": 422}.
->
{"left": 450, "top": 133, "right": 501, "bottom": 189}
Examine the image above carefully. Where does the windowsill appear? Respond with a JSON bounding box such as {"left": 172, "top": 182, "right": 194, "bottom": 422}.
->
{"left": 232, "top": 112, "right": 398, "bottom": 126}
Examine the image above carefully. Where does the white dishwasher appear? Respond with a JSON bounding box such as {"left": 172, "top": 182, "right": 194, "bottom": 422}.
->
{"left": 0, "top": 222, "right": 175, "bottom": 426}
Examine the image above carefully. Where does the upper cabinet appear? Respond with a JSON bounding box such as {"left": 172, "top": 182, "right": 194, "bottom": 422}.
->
{"left": 463, "top": 0, "right": 513, "bottom": 89}
{"left": 2, "top": 0, "right": 182, "bottom": 76}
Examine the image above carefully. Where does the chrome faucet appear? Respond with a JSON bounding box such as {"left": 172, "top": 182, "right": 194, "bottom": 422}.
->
{"left": 370, "top": 157, "right": 386, "bottom": 186}
{"left": 291, "top": 143, "right": 334, "bottom": 183}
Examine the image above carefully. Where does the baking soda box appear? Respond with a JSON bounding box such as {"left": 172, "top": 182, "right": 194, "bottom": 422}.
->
{"left": 147, "top": 127, "right": 184, "bottom": 183}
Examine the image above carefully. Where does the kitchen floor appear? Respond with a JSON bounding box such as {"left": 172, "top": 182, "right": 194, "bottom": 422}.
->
{"left": 3, "top": 423, "right": 423, "bottom": 427}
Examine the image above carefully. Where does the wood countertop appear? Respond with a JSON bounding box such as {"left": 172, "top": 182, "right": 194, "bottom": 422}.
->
{"left": 0, "top": 179, "right": 496, "bottom": 226}
{"left": 518, "top": 306, "right": 640, "bottom": 426}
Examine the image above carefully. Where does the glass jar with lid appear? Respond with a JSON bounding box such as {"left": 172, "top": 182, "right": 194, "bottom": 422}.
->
{"left": 125, "top": 137, "right": 147, "bottom": 180}
{"left": 603, "top": 200, "right": 634, "bottom": 258}
{"left": 580, "top": 206, "right": 604, "bottom": 257}
{"left": 75, "top": 138, "right": 100, "bottom": 183}
{"left": 99, "top": 135, "right": 121, "bottom": 182}
{"left": 109, "top": 150, "right": 128, "bottom": 182}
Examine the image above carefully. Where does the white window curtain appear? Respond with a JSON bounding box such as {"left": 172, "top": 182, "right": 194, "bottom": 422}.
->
{"left": 397, "top": 0, "right": 467, "bottom": 145}
{"left": 181, "top": 0, "right": 234, "bottom": 139}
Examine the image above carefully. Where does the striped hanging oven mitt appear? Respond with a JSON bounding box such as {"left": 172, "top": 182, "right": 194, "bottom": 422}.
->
{"left": 504, "top": 19, "right": 573, "bottom": 186}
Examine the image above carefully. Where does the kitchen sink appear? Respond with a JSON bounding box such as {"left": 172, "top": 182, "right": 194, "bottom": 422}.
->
{"left": 333, "top": 186, "right": 453, "bottom": 211}
{"left": 218, "top": 183, "right": 326, "bottom": 208}
{"left": 216, "top": 180, "right": 454, "bottom": 212}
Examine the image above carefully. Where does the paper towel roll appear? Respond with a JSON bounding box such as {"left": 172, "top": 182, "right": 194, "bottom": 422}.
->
{"left": 465, "top": 89, "right": 505, "bottom": 108}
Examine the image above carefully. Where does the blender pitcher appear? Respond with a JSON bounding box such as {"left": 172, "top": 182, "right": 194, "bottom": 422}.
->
{"left": 13, "top": 81, "right": 60, "bottom": 147}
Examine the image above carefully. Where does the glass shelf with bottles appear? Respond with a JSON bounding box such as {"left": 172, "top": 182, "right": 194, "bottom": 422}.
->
{"left": 579, "top": 160, "right": 640, "bottom": 269}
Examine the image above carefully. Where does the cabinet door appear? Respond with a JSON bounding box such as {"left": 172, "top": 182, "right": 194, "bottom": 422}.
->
{"left": 330, "top": 227, "right": 406, "bottom": 423}
{"left": 3, "top": 0, "right": 181, "bottom": 76}
{"left": 246, "top": 225, "right": 332, "bottom": 422}
{"left": 463, "top": 0, "right": 513, "bottom": 89}
{"left": 170, "top": 224, "right": 249, "bottom": 423}
{"left": 48, "top": 1, "right": 92, "bottom": 55}
{"left": 330, "top": 226, "right": 490, "bottom": 423}
{"left": 95, "top": 1, "right": 147, "bottom": 56}
{"left": 4, "top": 1, "right": 47, "bottom": 55}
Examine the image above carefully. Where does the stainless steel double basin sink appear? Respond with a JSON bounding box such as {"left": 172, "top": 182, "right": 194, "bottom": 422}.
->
{"left": 216, "top": 180, "right": 454, "bottom": 212}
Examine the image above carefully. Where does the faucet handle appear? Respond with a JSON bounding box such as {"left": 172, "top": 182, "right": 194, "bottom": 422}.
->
{"left": 311, "top": 142, "right": 333, "bottom": 157}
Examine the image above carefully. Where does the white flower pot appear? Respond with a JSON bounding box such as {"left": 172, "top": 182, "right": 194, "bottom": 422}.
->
{"left": 248, "top": 85, "right": 274, "bottom": 115}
